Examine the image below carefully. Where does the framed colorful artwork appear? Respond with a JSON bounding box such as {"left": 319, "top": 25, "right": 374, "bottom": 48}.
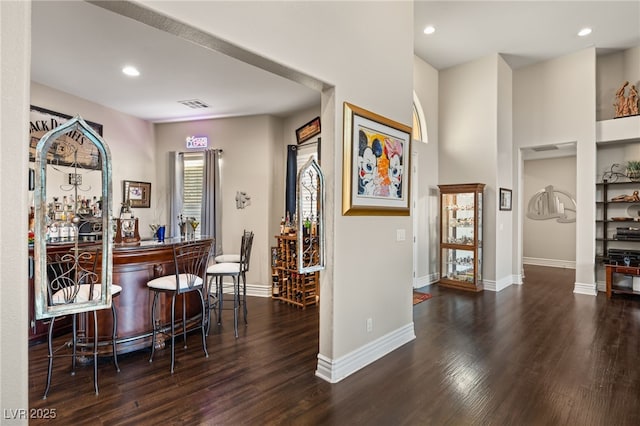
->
{"left": 342, "top": 102, "right": 411, "bottom": 216}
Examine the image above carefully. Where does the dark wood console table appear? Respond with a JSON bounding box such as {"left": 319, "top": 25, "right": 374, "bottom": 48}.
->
{"left": 29, "top": 237, "right": 213, "bottom": 354}
{"left": 605, "top": 264, "right": 640, "bottom": 298}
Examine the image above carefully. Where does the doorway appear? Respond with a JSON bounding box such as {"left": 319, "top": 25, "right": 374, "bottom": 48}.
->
{"left": 519, "top": 143, "right": 577, "bottom": 277}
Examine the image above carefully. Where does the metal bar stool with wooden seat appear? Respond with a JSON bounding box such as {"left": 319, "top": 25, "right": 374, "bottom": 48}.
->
{"left": 43, "top": 249, "right": 121, "bottom": 399}
{"left": 206, "top": 231, "right": 253, "bottom": 338}
{"left": 147, "top": 238, "right": 214, "bottom": 373}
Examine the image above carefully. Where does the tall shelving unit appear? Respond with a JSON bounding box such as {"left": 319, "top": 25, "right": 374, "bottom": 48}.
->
{"left": 438, "top": 183, "right": 485, "bottom": 292}
{"left": 596, "top": 116, "right": 640, "bottom": 292}
{"left": 596, "top": 179, "right": 640, "bottom": 262}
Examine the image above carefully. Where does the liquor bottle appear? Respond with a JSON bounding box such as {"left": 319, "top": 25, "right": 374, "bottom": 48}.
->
{"left": 303, "top": 216, "right": 311, "bottom": 238}
{"left": 284, "top": 212, "right": 291, "bottom": 234}
{"left": 28, "top": 206, "right": 35, "bottom": 232}
{"left": 59, "top": 219, "right": 70, "bottom": 242}
{"left": 68, "top": 217, "right": 77, "bottom": 242}
{"left": 49, "top": 221, "right": 59, "bottom": 243}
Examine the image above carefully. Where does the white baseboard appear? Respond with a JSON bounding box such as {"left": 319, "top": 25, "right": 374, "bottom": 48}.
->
{"left": 483, "top": 275, "right": 515, "bottom": 292}
{"left": 315, "top": 323, "right": 416, "bottom": 383}
{"left": 523, "top": 257, "right": 576, "bottom": 269}
{"left": 246, "top": 283, "right": 271, "bottom": 298}
{"left": 573, "top": 281, "right": 597, "bottom": 296}
{"left": 219, "top": 282, "right": 271, "bottom": 298}
{"left": 596, "top": 280, "right": 606, "bottom": 292}
{"left": 413, "top": 272, "right": 439, "bottom": 289}
{"left": 513, "top": 273, "right": 523, "bottom": 285}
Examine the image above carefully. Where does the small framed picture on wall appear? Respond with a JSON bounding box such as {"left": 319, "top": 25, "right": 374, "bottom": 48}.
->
{"left": 499, "top": 188, "right": 512, "bottom": 211}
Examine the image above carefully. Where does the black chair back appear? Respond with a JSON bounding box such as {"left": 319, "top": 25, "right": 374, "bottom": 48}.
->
{"left": 46, "top": 249, "right": 99, "bottom": 306}
{"left": 240, "top": 231, "right": 254, "bottom": 273}
{"left": 173, "top": 239, "right": 214, "bottom": 294}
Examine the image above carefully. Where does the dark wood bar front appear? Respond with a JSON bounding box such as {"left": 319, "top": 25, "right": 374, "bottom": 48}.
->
{"left": 29, "top": 237, "right": 213, "bottom": 355}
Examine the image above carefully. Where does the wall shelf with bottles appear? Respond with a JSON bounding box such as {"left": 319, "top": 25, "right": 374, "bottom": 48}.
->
{"left": 438, "top": 183, "right": 485, "bottom": 292}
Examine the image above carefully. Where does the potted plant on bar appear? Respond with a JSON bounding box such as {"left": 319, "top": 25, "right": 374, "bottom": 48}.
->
{"left": 627, "top": 160, "right": 640, "bottom": 182}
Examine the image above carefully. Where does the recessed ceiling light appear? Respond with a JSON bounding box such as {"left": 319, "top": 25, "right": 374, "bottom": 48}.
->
{"left": 423, "top": 25, "right": 435, "bottom": 35}
{"left": 578, "top": 28, "right": 592, "bottom": 37}
{"left": 122, "top": 66, "right": 140, "bottom": 77}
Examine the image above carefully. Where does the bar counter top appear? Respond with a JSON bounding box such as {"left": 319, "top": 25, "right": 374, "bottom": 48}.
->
{"left": 29, "top": 236, "right": 214, "bottom": 353}
{"left": 114, "top": 236, "right": 212, "bottom": 250}
{"left": 42, "top": 235, "right": 212, "bottom": 250}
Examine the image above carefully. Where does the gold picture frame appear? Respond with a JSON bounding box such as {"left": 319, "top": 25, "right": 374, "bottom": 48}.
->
{"left": 123, "top": 180, "right": 151, "bottom": 208}
{"left": 342, "top": 102, "right": 411, "bottom": 216}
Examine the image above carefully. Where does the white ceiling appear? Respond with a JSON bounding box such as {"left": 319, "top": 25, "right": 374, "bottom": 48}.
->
{"left": 31, "top": 1, "right": 640, "bottom": 124}
{"left": 414, "top": 1, "right": 640, "bottom": 70}
{"left": 31, "top": 1, "right": 322, "bottom": 123}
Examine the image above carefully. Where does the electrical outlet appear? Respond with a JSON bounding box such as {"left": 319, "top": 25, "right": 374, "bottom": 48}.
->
{"left": 366, "top": 317, "right": 373, "bottom": 332}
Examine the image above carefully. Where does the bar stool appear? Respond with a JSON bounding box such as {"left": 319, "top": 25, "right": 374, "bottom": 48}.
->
{"left": 147, "top": 239, "right": 214, "bottom": 373}
{"left": 43, "top": 249, "right": 121, "bottom": 399}
{"left": 214, "top": 254, "right": 241, "bottom": 263}
{"left": 212, "top": 230, "right": 251, "bottom": 309}
{"left": 206, "top": 231, "right": 253, "bottom": 337}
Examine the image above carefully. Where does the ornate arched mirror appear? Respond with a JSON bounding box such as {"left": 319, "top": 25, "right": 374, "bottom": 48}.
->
{"left": 296, "top": 157, "right": 325, "bottom": 273}
{"left": 34, "top": 116, "right": 113, "bottom": 319}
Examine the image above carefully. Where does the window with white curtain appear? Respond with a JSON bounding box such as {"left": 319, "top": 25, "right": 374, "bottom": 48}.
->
{"left": 182, "top": 152, "right": 203, "bottom": 237}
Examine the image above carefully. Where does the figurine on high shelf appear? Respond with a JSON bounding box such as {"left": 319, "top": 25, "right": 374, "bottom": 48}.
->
{"left": 614, "top": 81, "right": 639, "bottom": 118}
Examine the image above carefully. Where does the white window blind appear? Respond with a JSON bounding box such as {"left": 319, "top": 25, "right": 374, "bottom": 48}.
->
{"left": 182, "top": 152, "right": 204, "bottom": 237}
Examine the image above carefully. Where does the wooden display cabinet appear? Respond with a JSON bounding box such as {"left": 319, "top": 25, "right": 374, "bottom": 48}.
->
{"left": 438, "top": 183, "right": 485, "bottom": 292}
{"left": 606, "top": 264, "right": 640, "bottom": 298}
{"left": 271, "top": 235, "right": 319, "bottom": 308}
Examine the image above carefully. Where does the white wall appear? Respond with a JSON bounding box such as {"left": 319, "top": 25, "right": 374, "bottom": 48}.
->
{"left": 514, "top": 48, "right": 597, "bottom": 294}
{"left": 137, "top": 0, "right": 415, "bottom": 381}
{"left": 413, "top": 56, "right": 439, "bottom": 285}
{"left": 439, "top": 55, "right": 500, "bottom": 283}
{"left": 523, "top": 156, "right": 577, "bottom": 265}
{"left": 0, "top": 0, "right": 30, "bottom": 417}
{"left": 154, "top": 115, "right": 282, "bottom": 288}
{"left": 31, "top": 82, "right": 157, "bottom": 238}
{"left": 496, "top": 56, "right": 514, "bottom": 288}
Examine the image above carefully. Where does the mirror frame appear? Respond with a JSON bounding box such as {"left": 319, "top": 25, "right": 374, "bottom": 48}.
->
{"left": 296, "top": 157, "right": 325, "bottom": 273}
{"left": 34, "top": 116, "right": 113, "bottom": 319}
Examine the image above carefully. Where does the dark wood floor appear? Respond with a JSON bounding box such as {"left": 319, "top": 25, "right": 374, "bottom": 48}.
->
{"left": 28, "top": 265, "right": 640, "bottom": 425}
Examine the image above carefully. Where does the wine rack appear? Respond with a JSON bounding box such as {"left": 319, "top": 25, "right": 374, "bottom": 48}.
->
{"left": 271, "top": 235, "right": 319, "bottom": 308}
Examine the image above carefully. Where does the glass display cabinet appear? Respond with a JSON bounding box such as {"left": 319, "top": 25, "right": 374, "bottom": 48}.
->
{"left": 438, "top": 183, "right": 485, "bottom": 292}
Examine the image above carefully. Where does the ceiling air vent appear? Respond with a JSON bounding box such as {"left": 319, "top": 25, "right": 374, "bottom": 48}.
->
{"left": 178, "top": 99, "right": 210, "bottom": 109}
{"left": 531, "top": 145, "right": 559, "bottom": 152}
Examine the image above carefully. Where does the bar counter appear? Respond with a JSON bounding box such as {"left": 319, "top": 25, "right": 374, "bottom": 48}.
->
{"left": 29, "top": 237, "right": 214, "bottom": 354}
